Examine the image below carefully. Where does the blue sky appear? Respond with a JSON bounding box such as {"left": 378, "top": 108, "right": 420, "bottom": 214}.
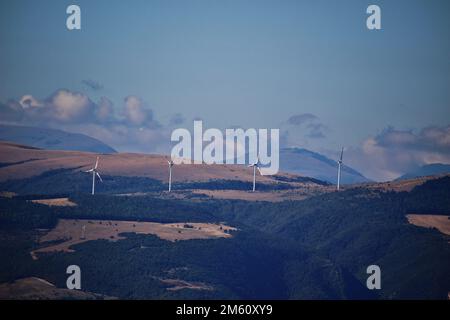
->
{"left": 0, "top": 0, "right": 449, "bottom": 180}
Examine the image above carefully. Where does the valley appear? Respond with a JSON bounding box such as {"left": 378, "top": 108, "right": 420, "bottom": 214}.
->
{"left": 0, "top": 140, "right": 449, "bottom": 300}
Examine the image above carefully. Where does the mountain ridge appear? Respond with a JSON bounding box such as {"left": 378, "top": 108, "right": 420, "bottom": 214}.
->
{"left": 396, "top": 163, "right": 450, "bottom": 181}
{"left": 280, "top": 147, "right": 370, "bottom": 184}
{"left": 0, "top": 124, "right": 116, "bottom": 154}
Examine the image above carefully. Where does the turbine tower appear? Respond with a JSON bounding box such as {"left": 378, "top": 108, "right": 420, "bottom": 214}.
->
{"left": 85, "top": 156, "right": 103, "bottom": 195}
{"left": 248, "top": 156, "right": 261, "bottom": 192}
{"left": 81, "top": 225, "right": 86, "bottom": 240}
{"left": 167, "top": 159, "right": 174, "bottom": 192}
{"left": 337, "top": 147, "right": 344, "bottom": 191}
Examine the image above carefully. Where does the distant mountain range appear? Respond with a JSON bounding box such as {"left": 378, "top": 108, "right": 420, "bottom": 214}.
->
{"left": 0, "top": 125, "right": 371, "bottom": 185}
{"left": 280, "top": 148, "right": 371, "bottom": 184}
{"left": 0, "top": 124, "right": 116, "bottom": 154}
{"left": 396, "top": 163, "right": 450, "bottom": 181}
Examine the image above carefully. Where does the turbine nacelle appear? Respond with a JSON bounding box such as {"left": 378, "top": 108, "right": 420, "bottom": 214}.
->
{"left": 248, "top": 155, "right": 261, "bottom": 168}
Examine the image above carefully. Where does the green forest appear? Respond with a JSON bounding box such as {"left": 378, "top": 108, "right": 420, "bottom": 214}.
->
{"left": 0, "top": 176, "right": 449, "bottom": 299}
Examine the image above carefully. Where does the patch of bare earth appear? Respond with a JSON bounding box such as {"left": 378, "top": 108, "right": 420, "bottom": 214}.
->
{"left": 157, "top": 278, "right": 214, "bottom": 291}
{"left": 31, "top": 198, "right": 77, "bottom": 207}
{"left": 30, "top": 219, "right": 237, "bottom": 259}
{"left": 406, "top": 214, "right": 450, "bottom": 236}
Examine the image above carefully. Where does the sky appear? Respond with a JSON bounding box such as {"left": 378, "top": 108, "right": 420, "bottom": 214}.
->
{"left": 0, "top": 0, "right": 449, "bottom": 181}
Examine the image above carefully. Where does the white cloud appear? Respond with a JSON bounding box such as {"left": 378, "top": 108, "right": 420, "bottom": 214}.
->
{"left": 19, "top": 95, "right": 43, "bottom": 108}
{"left": 345, "top": 126, "right": 450, "bottom": 181}
{"left": 123, "top": 95, "right": 156, "bottom": 127}
{"left": 46, "top": 89, "right": 93, "bottom": 123}
{"left": 0, "top": 90, "right": 173, "bottom": 154}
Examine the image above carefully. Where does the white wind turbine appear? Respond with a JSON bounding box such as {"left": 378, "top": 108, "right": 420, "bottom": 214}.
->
{"left": 85, "top": 156, "right": 103, "bottom": 195}
{"left": 248, "top": 156, "right": 261, "bottom": 192}
{"left": 167, "top": 159, "right": 174, "bottom": 192}
{"left": 336, "top": 147, "right": 344, "bottom": 191}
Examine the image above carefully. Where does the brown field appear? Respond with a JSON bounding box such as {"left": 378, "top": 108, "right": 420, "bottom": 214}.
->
{"left": 30, "top": 197, "right": 77, "bottom": 207}
{"left": 406, "top": 214, "right": 450, "bottom": 236}
{"left": 0, "top": 140, "right": 335, "bottom": 202}
{"left": 0, "top": 141, "right": 299, "bottom": 184}
{"left": 31, "top": 219, "right": 237, "bottom": 259}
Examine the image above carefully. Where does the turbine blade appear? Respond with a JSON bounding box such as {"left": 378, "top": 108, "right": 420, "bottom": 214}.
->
{"left": 85, "top": 169, "right": 94, "bottom": 172}
{"left": 94, "top": 157, "right": 99, "bottom": 169}
{"left": 340, "top": 147, "right": 344, "bottom": 162}
{"left": 96, "top": 172, "right": 103, "bottom": 182}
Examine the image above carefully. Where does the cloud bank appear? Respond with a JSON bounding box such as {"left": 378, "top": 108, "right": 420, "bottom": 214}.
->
{"left": 0, "top": 89, "right": 174, "bottom": 154}
{"left": 345, "top": 126, "right": 450, "bottom": 181}
{"left": 281, "top": 113, "right": 328, "bottom": 148}
{"left": 1, "top": 91, "right": 449, "bottom": 181}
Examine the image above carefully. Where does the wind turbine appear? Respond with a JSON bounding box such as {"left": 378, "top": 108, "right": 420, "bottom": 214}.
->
{"left": 167, "top": 159, "right": 174, "bottom": 192}
{"left": 85, "top": 156, "right": 103, "bottom": 195}
{"left": 337, "top": 147, "right": 344, "bottom": 191}
{"left": 248, "top": 156, "right": 261, "bottom": 192}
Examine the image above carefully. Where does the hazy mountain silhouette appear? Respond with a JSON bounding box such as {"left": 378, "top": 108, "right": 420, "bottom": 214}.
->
{"left": 0, "top": 124, "right": 116, "bottom": 153}
{"left": 396, "top": 163, "right": 450, "bottom": 181}
{"left": 280, "top": 148, "right": 370, "bottom": 184}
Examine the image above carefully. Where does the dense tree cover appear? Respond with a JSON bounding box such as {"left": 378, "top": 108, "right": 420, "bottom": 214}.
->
{"left": 60, "top": 194, "right": 218, "bottom": 223}
{"left": 206, "top": 182, "right": 450, "bottom": 299}
{"left": 175, "top": 179, "right": 294, "bottom": 191}
{"left": 0, "top": 230, "right": 37, "bottom": 283}
{"left": 0, "top": 176, "right": 449, "bottom": 299}
{"left": 0, "top": 197, "right": 57, "bottom": 229}
{"left": 404, "top": 176, "right": 450, "bottom": 214}
{"left": 0, "top": 169, "right": 164, "bottom": 195}
{"left": 0, "top": 227, "right": 373, "bottom": 299}
{"left": 272, "top": 175, "right": 330, "bottom": 186}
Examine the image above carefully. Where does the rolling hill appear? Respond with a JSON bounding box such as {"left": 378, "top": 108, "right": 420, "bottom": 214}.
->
{"left": 396, "top": 163, "right": 450, "bottom": 181}
{"left": 0, "top": 141, "right": 309, "bottom": 184}
{"left": 0, "top": 140, "right": 332, "bottom": 201}
{"left": 0, "top": 140, "right": 449, "bottom": 299}
{"left": 0, "top": 124, "right": 116, "bottom": 153}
